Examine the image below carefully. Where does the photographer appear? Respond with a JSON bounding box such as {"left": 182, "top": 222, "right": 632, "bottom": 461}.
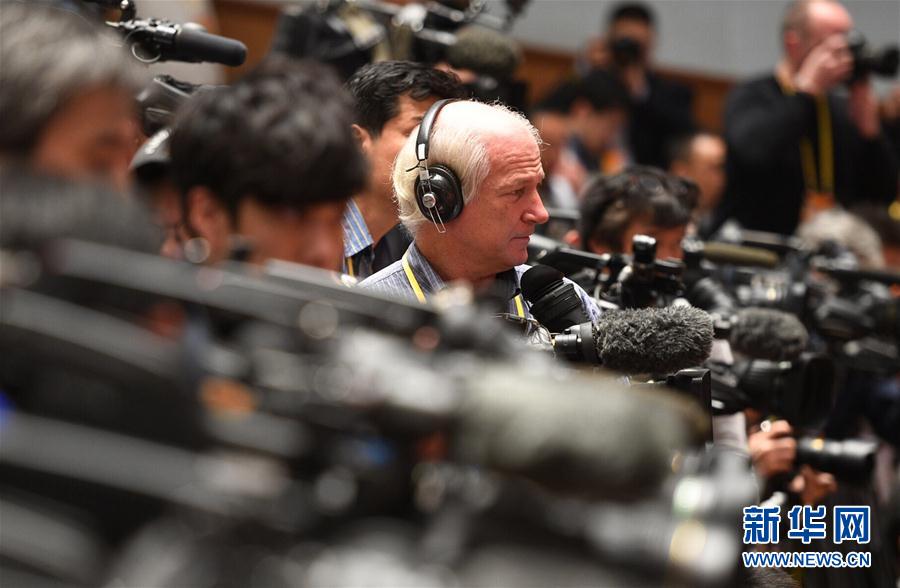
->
{"left": 719, "top": 0, "right": 898, "bottom": 236}
{"left": 0, "top": 2, "right": 144, "bottom": 191}
{"left": 360, "top": 99, "right": 601, "bottom": 324}
{"left": 168, "top": 56, "right": 367, "bottom": 269}
{"left": 582, "top": 2, "right": 696, "bottom": 169}
{"left": 575, "top": 166, "right": 698, "bottom": 261}
{"left": 343, "top": 61, "right": 464, "bottom": 280}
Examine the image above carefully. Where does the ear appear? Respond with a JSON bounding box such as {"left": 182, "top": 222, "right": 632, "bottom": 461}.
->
{"left": 783, "top": 30, "right": 800, "bottom": 59}
{"left": 352, "top": 124, "right": 374, "bottom": 154}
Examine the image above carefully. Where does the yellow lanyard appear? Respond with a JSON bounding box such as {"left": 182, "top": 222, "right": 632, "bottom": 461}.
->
{"left": 401, "top": 251, "right": 526, "bottom": 317}
{"left": 345, "top": 256, "right": 355, "bottom": 278}
{"left": 780, "top": 79, "right": 834, "bottom": 194}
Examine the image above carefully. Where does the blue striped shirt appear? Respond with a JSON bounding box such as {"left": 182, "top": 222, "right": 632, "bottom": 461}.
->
{"left": 359, "top": 242, "right": 602, "bottom": 327}
{"left": 342, "top": 198, "right": 375, "bottom": 279}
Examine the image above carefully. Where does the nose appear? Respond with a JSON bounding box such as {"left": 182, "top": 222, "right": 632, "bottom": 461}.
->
{"left": 523, "top": 188, "right": 550, "bottom": 225}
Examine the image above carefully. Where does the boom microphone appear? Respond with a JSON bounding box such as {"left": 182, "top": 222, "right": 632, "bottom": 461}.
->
{"left": 520, "top": 265, "right": 590, "bottom": 332}
{"left": 108, "top": 19, "right": 248, "bottom": 66}
{"left": 554, "top": 307, "right": 714, "bottom": 374}
{"left": 728, "top": 307, "right": 809, "bottom": 361}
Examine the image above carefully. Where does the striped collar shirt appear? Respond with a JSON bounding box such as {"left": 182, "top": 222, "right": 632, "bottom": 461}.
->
{"left": 359, "top": 242, "right": 602, "bottom": 329}
{"left": 342, "top": 198, "right": 375, "bottom": 279}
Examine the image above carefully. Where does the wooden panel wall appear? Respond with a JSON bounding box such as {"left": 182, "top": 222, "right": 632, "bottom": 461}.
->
{"left": 213, "top": 0, "right": 734, "bottom": 131}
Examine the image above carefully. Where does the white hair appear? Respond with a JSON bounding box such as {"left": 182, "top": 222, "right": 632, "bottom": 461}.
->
{"left": 392, "top": 100, "right": 542, "bottom": 236}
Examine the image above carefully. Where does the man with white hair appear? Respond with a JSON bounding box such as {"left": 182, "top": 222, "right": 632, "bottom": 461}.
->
{"left": 359, "top": 99, "right": 601, "bottom": 325}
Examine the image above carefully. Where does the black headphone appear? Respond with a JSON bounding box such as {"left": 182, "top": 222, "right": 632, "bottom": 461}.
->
{"left": 411, "top": 98, "right": 464, "bottom": 231}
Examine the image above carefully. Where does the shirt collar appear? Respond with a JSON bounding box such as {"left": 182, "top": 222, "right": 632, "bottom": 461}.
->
{"left": 403, "top": 242, "right": 446, "bottom": 295}
{"left": 405, "top": 242, "right": 523, "bottom": 300}
{"left": 342, "top": 198, "right": 374, "bottom": 258}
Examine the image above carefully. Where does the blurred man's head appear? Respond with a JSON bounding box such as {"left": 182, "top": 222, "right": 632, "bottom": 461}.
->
{"left": 782, "top": 0, "right": 853, "bottom": 70}
{"left": 569, "top": 71, "right": 630, "bottom": 157}
{"left": 346, "top": 61, "right": 464, "bottom": 205}
{"left": 668, "top": 132, "right": 726, "bottom": 215}
{"left": 169, "top": 57, "right": 367, "bottom": 269}
{"left": 578, "top": 166, "right": 698, "bottom": 260}
{"left": 606, "top": 2, "right": 656, "bottom": 68}
{"left": 392, "top": 101, "right": 548, "bottom": 277}
{"left": 531, "top": 85, "right": 578, "bottom": 182}
{"left": 0, "top": 2, "right": 143, "bottom": 191}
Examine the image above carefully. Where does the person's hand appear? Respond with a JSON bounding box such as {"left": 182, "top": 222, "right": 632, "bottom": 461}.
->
{"left": 789, "top": 465, "right": 837, "bottom": 505}
{"left": 749, "top": 419, "right": 797, "bottom": 480}
{"left": 880, "top": 85, "right": 900, "bottom": 122}
{"left": 793, "top": 34, "right": 852, "bottom": 96}
{"left": 848, "top": 80, "right": 881, "bottom": 138}
{"left": 584, "top": 36, "right": 611, "bottom": 69}
{"left": 619, "top": 64, "right": 648, "bottom": 98}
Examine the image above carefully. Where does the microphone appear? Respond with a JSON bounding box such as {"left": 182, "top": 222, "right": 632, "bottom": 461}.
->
{"left": 728, "top": 307, "right": 809, "bottom": 361}
{"left": 520, "top": 265, "right": 589, "bottom": 332}
{"left": 445, "top": 25, "right": 522, "bottom": 80}
{"left": 108, "top": 19, "right": 247, "bottom": 66}
{"left": 554, "top": 306, "right": 714, "bottom": 374}
{"left": 700, "top": 241, "right": 780, "bottom": 269}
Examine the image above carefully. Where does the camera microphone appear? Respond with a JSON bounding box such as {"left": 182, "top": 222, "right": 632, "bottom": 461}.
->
{"left": 520, "top": 265, "right": 590, "bottom": 332}
{"left": 555, "top": 307, "right": 714, "bottom": 374}
{"left": 728, "top": 307, "right": 809, "bottom": 362}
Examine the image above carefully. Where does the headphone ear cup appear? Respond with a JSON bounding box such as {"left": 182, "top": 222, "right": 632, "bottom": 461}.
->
{"left": 415, "top": 164, "right": 464, "bottom": 223}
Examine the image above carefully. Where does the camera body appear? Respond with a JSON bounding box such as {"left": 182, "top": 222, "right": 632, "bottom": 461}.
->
{"left": 847, "top": 30, "right": 900, "bottom": 83}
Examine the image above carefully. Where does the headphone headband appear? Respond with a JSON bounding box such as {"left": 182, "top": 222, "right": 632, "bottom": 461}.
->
{"left": 415, "top": 98, "right": 458, "bottom": 163}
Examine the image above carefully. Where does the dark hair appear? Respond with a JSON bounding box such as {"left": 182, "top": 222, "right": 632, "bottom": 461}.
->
{"left": 0, "top": 2, "right": 143, "bottom": 157}
{"left": 169, "top": 56, "right": 367, "bottom": 220}
{"left": 578, "top": 166, "right": 698, "bottom": 251}
{"left": 532, "top": 80, "right": 580, "bottom": 114}
{"left": 346, "top": 61, "right": 465, "bottom": 137}
{"left": 575, "top": 69, "right": 631, "bottom": 113}
{"left": 665, "top": 130, "right": 720, "bottom": 169}
{"left": 608, "top": 2, "right": 655, "bottom": 28}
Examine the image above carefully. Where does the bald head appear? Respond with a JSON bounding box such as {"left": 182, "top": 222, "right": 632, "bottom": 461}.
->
{"left": 783, "top": 0, "right": 852, "bottom": 64}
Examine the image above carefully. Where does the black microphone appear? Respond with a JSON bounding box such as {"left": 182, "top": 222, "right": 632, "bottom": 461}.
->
{"left": 109, "top": 19, "right": 247, "bottom": 66}
{"left": 555, "top": 306, "right": 714, "bottom": 374}
{"left": 520, "top": 265, "right": 589, "bottom": 332}
{"left": 728, "top": 307, "right": 809, "bottom": 361}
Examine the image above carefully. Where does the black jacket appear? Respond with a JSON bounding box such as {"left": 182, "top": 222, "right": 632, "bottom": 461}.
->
{"left": 719, "top": 75, "right": 898, "bottom": 235}
{"left": 628, "top": 72, "right": 695, "bottom": 168}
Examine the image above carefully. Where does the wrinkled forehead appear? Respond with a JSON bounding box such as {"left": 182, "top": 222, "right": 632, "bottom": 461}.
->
{"left": 483, "top": 130, "right": 544, "bottom": 184}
